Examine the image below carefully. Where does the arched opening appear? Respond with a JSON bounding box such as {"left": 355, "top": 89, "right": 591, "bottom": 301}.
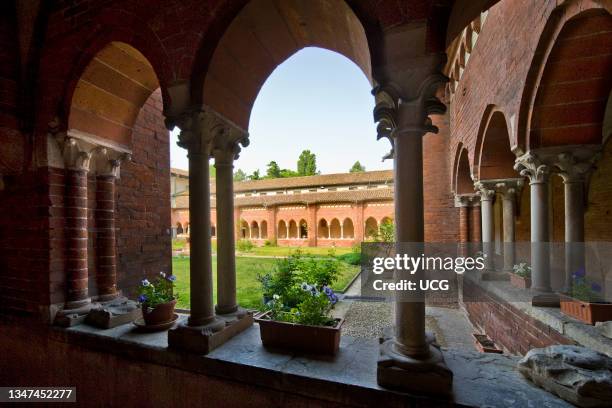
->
{"left": 318, "top": 219, "right": 329, "bottom": 239}
{"left": 251, "top": 221, "right": 260, "bottom": 239}
{"left": 68, "top": 42, "right": 160, "bottom": 149}
{"left": 299, "top": 219, "right": 308, "bottom": 239}
{"left": 365, "top": 217, "right": 378, "bottom": 238}
{"left": 211, "top": 225, "right": 216, "bottom": 237}
{"left": 197, "top": 0, "right": 372, "bottom": 130}
{"left": 260, "top": 220, "right": 268, "bottom": 239}
{"left": 288, "top": 220, "right": 298, "bottom": 239}
{"left": 278, "top": 220, "right": 287, "bottom": 239}
{"left": 454, "top": 147, "right": 474, "bottom": 194}
{"left": 529, "top": 10, "right": 611, "bottom": 149}
{"left": 240, "top": 220, "right": 250, "bottom": 239}
{"left": 476, "top": 109, "right": 516, "bottom": 180}
{"left": 329, "top": 218, "right": 341, "bottom": 239}
{"left": 176, "top": 222, "right": 183, "bottom": 235}
{"left": 381, "top": 217, "right": 392, "bottom": 226}
{"left": 342, "top": 218, "right": 354, "bottom": 239}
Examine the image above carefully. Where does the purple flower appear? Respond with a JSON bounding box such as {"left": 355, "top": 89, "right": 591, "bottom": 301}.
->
{"left": 138, "top": 294, "right": 148, "bottom": 303}
{"left": 166, "top": 275, "right": 177, "bottom": 282}
{"left": 591, "top": 282, "right": 602, "bottom": 292}
{"left": 572, "top": 268, "right": 586, "bottom": 279}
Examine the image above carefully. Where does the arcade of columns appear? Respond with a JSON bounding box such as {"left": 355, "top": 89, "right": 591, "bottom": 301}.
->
{"left": 457, "top": 146, "right": 600, "bottom": 306}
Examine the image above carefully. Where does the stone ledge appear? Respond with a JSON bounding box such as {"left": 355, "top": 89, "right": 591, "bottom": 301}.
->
{"left": 0, "top": 314, "right": 573, "bottom": 407}
{"left": 465, "top": 273, "right": 612, "bottom": 357}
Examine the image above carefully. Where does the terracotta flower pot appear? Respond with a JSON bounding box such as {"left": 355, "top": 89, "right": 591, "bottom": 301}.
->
{"left": 560, "top": 294, "right": 612, "bottom": 325}
{"left": 142, "top": 299, "right": 177, "bottom": 325}
{"left": 255, "top": 311, "right": 343, "bottom": 355}
{"left": 510, "top": 273, "right": 531, "bottom": 289}
{"left": 473, "top": 333, "right": 502, "bottom": 354}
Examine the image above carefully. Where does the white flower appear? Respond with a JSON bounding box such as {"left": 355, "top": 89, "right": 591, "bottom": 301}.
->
{"left": 272, "top": 294, "right": 280, "bottom": 300}
{"left": 141, "top": 279, "right": 150, "bottom": 287}
{"left": 159, "top": 271, "right": 166, "bottom": 278}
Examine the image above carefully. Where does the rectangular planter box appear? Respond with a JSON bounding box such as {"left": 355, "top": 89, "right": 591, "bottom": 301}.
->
{"left": 255, "top": 311, "right": 343, "bottom": 355}
{"left": 560, "top": 294, "right": 612, "bottom": 325}
{"left": 510, "top": 273, "right": 531, "bottom": 289}
{"left": 473, "top": 333, "right": 502, "bottom": 354}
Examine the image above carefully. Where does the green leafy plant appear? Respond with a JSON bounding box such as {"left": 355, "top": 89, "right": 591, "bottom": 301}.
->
{"left": 237, "top": 239, "right": 254, "bottom": 252}
{"left": 137, "top": 272, "right": 177, "bottom": 308}
{"left": 263, "top": 284, "right": 338, "bottom": 327}
{"left": 263, "top": 238, "right": 277, "bottom": 247}
{"left": 512, "top": 262, "right": 531, "bottom": 278}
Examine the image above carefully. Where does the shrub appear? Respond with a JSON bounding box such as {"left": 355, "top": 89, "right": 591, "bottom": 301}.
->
{"left": 236, "top": 239, "right": 254, "bottom": 252}
{"left": 264, "top": 238, "right": 277, "bottom": 247}
{"left": 337, "top": 252, "right": 361, "bottom": 265}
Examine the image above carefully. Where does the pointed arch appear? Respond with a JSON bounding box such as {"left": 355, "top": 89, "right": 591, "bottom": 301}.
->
{"left": 330, "top": 218, "right": 341, "bottom": 239}
{"left": 342, "top": 218, "right": 355, "bottom": 239}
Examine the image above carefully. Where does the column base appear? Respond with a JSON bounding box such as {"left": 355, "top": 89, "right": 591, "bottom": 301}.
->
{"left": 54, "top": 301, "right": 95, "bottom": 327}
{"left": 168, "top": 311, "right": 253, "bottom": 354}
{"left": 481, "top": 271, "right": 510, "bottom": 281}
{"left": 377, "top": 338, "right": 453, "bottom": 395}
{"left": 215, "top": 305, "right": 248, "bottom": 320}
{"left": 531, "top": 292, "right": 560, "bottom": 307}
{"left": 85, "top": 296, "right": 141, "bottom": 329}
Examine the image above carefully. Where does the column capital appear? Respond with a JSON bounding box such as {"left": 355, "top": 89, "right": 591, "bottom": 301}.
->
{"left": 176, "top": 106, "right": 248, "bottom": 158}
{"left": 474, "top": 181, "right": 495, "bottom": 201}
{"left": 554, "top": 147, "right": 600, "bottom": 184}
{"left": 57, "top": 135, "right": 93, "bottom": 172}
{"left": 454, "top": 193, "right": 478, "bottom": 207}
{"left": 514, "top": 152, "right": 551, "bottom": 185}
{"left": 373, "top": 72, "right": 448, "bottom": 160}
{"left": 494, "top": 178, "right": 524, "bottom": 199}
{"left": 92, "top": 147, "right": 131, "bottom": 178}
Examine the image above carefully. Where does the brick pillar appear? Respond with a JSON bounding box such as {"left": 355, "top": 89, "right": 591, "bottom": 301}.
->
{"left": 65, "top": 168, "right": 90, "bottom": 309}
{"left": 354, "top": 202, "right": 365, "bottom": 243}
{"left": 266, "top": 206, "right": 276, "bottom": 242}
{"left": 307, "top": 204, "right": 317, "bottom": 247}
{"left": 95, "top": 175, "right": 118, "bottom": 301}
{"left": 459, "top": 205, "right": 469, "bottom": 243}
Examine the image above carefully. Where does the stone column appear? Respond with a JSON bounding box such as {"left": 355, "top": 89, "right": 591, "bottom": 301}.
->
{"left": 374, "top": 73, "right": 452, "bottom": 393}
{"left": 515, "top": 152, "right": 557, "bottom": 306}
{"left": 213, "top": 139, "right": 245, "bottom": 316}
{"left": 495, "top": 180, "right": 523, "bottom": 273}
{"left": 455, "top": 195, "right": 473, "bottom": 243}
{"left": 475, "top": 181, "right": 495, "bottom": 271}
{"left": 169, "top": 108, "right": 253, "bottom": 354}
{"left": 554, "top": 149, "right": 598, "bottom": 293}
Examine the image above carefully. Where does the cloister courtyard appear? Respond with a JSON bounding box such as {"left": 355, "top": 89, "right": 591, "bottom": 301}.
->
{"left": 1, "top": 0, "right": 612, "bottom": 407}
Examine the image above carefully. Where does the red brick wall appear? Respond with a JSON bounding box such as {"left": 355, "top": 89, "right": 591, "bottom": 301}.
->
{"left": 463, "top": 279, "right": 575, "bottom": 355}
{"left": 115, "top": 90, "right": 171, "bottom": 297}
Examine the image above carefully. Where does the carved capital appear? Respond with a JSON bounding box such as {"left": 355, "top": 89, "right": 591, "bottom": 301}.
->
{"left": 474, "top": 181, "right": 495, "bottom": 201}
{"left": 494, "top": 178, "right": 524, "bottom": 200}
{"left": 92, "top": 147, "right": 131, "bottom": 178}
{"left": 514, "top": 152, "right": 550, "bottom": 185}
{"left": 454, "top": 194, "right": 478, "bottom": 207}
{"left": 554, "top": 151, "right": 599, "bottom": 184}
{"left": 176, "top": 106, "right": 248, "bottom": 158}
{"left": 373, "top": 73, "right": 447, "bottom": 160}
{"left": 57, "top": 135, "right": 92, "bottom": 171}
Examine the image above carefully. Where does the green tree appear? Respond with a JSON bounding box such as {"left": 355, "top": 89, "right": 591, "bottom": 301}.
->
{"left": 233, "top": 169, "right": 247, "bottom": 181}
{"left": 349, "top": 161, "right": 365, "bottom": 173}
{"left": 250, "top": 169, "right": 261, "bottom": 180}
{"left": 280, "top": 168, "right": 298, "bottom": 178}
{"left": 297, "top": 150, "right": 317, "bottom": 176}
{"left": 266, "top": 161, "right": 282, "bottom": 178}
{"left": 209, "top": 164, "right": 216, "bottom": 178}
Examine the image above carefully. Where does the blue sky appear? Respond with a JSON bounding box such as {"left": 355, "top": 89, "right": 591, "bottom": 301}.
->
{"left": 170, "top": 47, "right": 392, "bottom": 174}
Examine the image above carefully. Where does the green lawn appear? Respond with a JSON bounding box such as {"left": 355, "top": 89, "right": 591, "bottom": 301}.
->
{"left": 238, "top": 245, "right": 353, "bottom": 257}
{"left": 172, "top": 255, "right": 358, "bottom": 310}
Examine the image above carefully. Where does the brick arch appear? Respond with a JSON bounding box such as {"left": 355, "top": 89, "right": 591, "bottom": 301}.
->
{"left": 475, "top": 108, "right": 516, "bottom": 180}
{"left": 329, "top": 218, "right": 341, "bottom": 239}
{"left": 452, "top": 143, "right": 474, "bottom": 194}
{"left": 278, "top": 220, "right": 288, "bottom": 239}
{"left": 66, "top": 41, "right": 162, "bottom": 148}
{"left": 299, "top": 219, "right": 308, "bottom": 239}
{"left": 517, "top": 1, "right": 611, "bottom": 152}
{"left": 318, "top": 218, "right": 329, "bottom": 239}
{"left": 342, "top": 218, "right": 355, "bottom": 239}
{"left": 192, "top": 0, "right": 372, "bottom": 131}
{"left": 288, "top": 220, "right": 298, "bottom": 239}
{"left": 240, "top": 219, "right": 250, "bottom": 239}
{"left": 250, "top": 220, "right": 260, "bottom": 239}
{"left": 365, "top": 217, "right": 378, "bottom": 238}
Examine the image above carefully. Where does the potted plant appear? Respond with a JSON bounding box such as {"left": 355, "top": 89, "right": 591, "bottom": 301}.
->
{"left": 255, "top": 254, "right": 343, "bottom": 354}
{"left": 510, "top": 262, "right": 532, "bottom": 289}
{"left": 472, "top": 333, "right": 503, "bottom": 354}
{"left": 137, "top": 272, "right": 178, "bottom": 326}
{"left": 560, "top": 268, "right": 611, "bottom": 325}
{"left": 256, "top": 284, "right": 342, "bottom": 354}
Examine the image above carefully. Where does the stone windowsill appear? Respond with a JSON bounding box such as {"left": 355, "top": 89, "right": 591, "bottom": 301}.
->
{"left": 465, "top": 273, "right": 612, "bottom": 357}
{"left": 29, "top": 315, "right": 575, "bottom": 407}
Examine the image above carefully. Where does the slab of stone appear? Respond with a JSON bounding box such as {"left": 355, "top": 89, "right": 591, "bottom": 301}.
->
{"left": 518, "top": 345, "right": 612, "bottom": 407}
{"left": 85, "top": 297, "right": 141, "bottom": 329}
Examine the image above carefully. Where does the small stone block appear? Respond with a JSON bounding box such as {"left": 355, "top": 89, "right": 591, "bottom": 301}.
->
{"left": 86, "top": 299, "right": 141, "bottom": 329}
{"left": 168, "top": 312, "right": 254, "bottom": 354}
